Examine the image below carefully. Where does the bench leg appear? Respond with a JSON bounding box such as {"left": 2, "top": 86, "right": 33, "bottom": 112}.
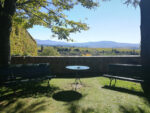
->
{"left": 47, "top": 78, "right": 51, "bottom": 87}
{"left": 109, "top": 78, "right": 117, "bottom": 87}
{"left": 114, "top": 78, "right": 117, "bottom": 86}
{"left": 109, "top": 78, "right": 113, "bottom": 86}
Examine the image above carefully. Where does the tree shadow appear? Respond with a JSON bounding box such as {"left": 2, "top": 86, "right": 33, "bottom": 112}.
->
{"left": 119, "top": 105, "right": 148, "bottom": 113}
{"left": 52, "top": 90, "right": 82, "bottom": 102}
{"left": 102, "top": 85, "right": 150, "bottom": 108}
{"left": 53, "top": 92, "right": 99, "bottom": 113}
{"left": 0, "top": 100, "right": 47, "bottom": 113}
{"left": 52, "top": 90, "right": 98, "bottom": 113}
{"left": 146, "top": 97, "right": 150, "bottom": 103}
{"left": 0, "top": 80, "right": 60, "bottom": 100}
{"left": 102, "top": 85, "right": 145, "bottom": 97}
{"left": 67, "top": 102, "right": 80, "bottom": 113}
{"left": 0, "top": 80, "right": 60, "bottom": 112}
{"left": 66, "top": 102, "right": 99, "bottom": 113}
{"left": 143, "top": 96, "right": 150, "bottom": 107}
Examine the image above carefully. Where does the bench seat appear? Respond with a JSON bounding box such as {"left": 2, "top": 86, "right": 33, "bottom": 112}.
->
{"left": 0, "top": 63, "right": 54, "bottom": 85}
{"left": 103, "top": 64, "right": 144, "bottom": 86}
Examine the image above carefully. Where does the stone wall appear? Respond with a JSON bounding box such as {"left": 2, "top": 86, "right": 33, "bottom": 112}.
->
{"left": 11, "top": 56, "right": 140, "bottom": 78}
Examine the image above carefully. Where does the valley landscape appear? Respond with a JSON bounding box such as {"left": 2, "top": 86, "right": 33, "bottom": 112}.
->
{"left": 36, "top": 39, "right": 140, "bottom": 49}
{"left": 37, "top": 39, "right": 140, "bottom": 56}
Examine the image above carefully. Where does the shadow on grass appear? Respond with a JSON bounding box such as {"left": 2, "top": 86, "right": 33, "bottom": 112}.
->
{"left": 119, "top": 105, "right": 148, "bottom": 113}
{"left": 143, "top": 96, "right": 150, "bottom": 108}
{"left": 53, "top": 92, "right": 99, "bottom": 113}
{"left": 66, "top": 102, "right": 99, "bottom": 113}
{"left": 102, "top": 85, "right": 150, "bottom": 107}
{"left": 0, "top": 80, "right": 60, "bottom": 101}
{"left": 102, "top": 85, "right": 145, "bottom": 97}
{"left": 0, "top": 80, "right": 60, "bottom": 112}
{"left": 52, "top": 90, "right": 82, "bottom": 102}
{"left": 52, "top": 90, "right": 98, "bottom": 113}
{"left": 0, "top": 99, "right": 47, "bottom": 113}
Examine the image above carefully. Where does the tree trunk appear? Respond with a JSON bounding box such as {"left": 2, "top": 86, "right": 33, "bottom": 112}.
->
{"left": 0, "top": 13, "right": 12, "bottom": 67}
{"left": 0, "top": 0, "right": 17, "bottom": 67}
{"left": 140, "top": 0, "right": 150, "bottom": 94}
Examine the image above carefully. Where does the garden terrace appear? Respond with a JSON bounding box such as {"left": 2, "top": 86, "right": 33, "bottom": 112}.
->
{"left": 1, "top": 55, "right": 150, "bottom": 113}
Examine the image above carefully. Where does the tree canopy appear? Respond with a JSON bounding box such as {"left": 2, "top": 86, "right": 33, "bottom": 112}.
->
{"left": 0, "top": 0, "right": 141, "bottom": 41}
{"left": 0, "top": 0, "right": 99, "bottom": 41}
{"left": 124, "top": 0, "right": 140, "bottom": 6}
{"left": 39, "top": 47, "right": 60, "bottom": 56}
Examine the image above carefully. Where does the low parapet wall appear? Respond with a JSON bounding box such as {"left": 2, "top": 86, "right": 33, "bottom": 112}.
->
{"left": 11, "top": 56, "right": 140, "bottom": 78}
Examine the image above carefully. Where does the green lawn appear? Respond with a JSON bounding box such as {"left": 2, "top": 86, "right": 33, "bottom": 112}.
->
{"left": 0, "top": 77, "right": 150, "bottom": 113}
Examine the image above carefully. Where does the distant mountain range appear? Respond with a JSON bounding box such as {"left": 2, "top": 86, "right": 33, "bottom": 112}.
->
{"left": 36, "top": 39, "right": 140, "bottom": 49}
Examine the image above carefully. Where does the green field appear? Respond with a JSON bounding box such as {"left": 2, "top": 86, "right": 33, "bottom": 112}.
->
{"left": 0, "top": 77, "right": 149, "bottom": 113}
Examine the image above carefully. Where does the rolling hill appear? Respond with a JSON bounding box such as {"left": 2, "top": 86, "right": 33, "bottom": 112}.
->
{"left": 36, "top": 39, "right": 139, "bottom": 49}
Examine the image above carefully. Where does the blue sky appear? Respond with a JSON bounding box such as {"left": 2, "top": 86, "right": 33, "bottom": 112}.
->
{"left": 28, "top": 0, "right": 140, "bottom": 43}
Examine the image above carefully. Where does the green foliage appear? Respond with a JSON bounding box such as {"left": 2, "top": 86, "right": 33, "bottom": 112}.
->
{"left": 10, "top": 26, "right": 38, "bottom": 56}
{"left": 124, "top": 0, "right": 140, "bottom": 7}
{"left": 3, "top": 0, "right": 99, "bottom": 41}
{"left": 0, "top": 0, "right": 140, "bottom": 41}
{"left": 39, "top": 47, "right": 60, "bottom": 56}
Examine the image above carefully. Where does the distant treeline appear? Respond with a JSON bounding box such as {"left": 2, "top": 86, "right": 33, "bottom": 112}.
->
{"left": 38, "top": 46, "right": 140, "bottom": 56}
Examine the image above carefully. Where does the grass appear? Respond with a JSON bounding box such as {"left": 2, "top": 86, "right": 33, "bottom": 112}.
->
{"left": 0, "top": 77, "right": 150, "bottom": 113}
